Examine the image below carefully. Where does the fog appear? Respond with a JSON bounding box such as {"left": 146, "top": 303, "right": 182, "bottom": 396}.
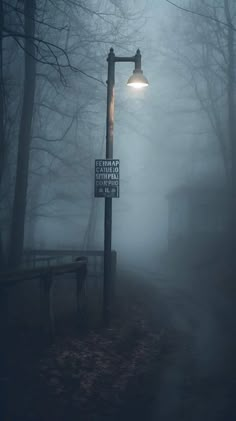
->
{"left": 21, "top": 0, "right": 218, "bottom": 272}
{"left": 1, "top": 0, "right": 236, "bottom": 419}
{"left": 21, "top": 0, "right": 228, "bottom": 279}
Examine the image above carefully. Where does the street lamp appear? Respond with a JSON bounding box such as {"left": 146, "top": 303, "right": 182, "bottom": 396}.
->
{"left": 103, "top": 48, "right": 148, "bottom": 324}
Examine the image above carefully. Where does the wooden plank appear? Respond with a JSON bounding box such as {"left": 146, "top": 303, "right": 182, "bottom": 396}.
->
{"left": 0, "top": 260, "right": 87, "bottom": 287}
{"left": 23, "top": 249, "right": 109, "bottom": 257}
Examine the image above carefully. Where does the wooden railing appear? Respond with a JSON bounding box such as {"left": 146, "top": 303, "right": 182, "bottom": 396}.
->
{"left": 23, "top": 249, "right": 117, "bottom": 280}
{"left": 0, "top": 258, "right": 87, "bottom": 338}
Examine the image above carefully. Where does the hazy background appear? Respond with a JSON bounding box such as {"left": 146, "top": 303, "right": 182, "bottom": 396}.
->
{"left": 29, "top": 1, "right": 206, "bottom": 267}
{"left": 1, "top": 0, "right": 232, "bottom": 277}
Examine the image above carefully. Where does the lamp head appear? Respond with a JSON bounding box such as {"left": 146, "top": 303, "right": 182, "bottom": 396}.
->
{"left": 127, "top": 69, "right": 149, "bottom": 89}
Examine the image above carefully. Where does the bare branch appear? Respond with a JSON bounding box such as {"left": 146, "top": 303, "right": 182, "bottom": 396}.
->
{"left": 3, "top": 26, "right": 106, "bottom": 85}
{"left": 165, "top": 0, "right": 236, "bottom": 31}
{"left": 30, "top": 145, "right": 72, "bottom": 167}
{"left": 32, "top": 116, "right": 74, "bottom": 143}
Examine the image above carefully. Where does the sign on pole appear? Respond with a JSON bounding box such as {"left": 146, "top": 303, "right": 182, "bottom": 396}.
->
{"left": 95, "top": 159, "right": 120, "bottom": 198}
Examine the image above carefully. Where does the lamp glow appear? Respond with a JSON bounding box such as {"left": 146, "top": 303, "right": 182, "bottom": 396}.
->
{"left": 127, "top": 69, "right": 149, "bottom": 89}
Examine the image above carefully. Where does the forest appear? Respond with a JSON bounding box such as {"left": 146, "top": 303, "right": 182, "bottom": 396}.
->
{"left": 1, "top": 1, "right": 236, "bottom": 420}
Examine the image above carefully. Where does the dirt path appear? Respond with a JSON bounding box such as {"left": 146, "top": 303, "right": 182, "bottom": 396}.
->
{"left": 149, "top": 275, "right": 236, "bottom": 420}
{"left": 2, "top": 269, "right": 236, "bottom": 420}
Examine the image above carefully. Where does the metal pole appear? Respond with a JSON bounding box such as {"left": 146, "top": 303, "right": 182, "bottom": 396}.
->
{"left": 103, "top": 48, "right": 115, "bottom": 324}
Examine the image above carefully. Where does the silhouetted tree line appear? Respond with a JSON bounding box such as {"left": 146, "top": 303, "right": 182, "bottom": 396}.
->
{"left": 0, "top": 0, "right": 144, "bottom": 270}
{"left": 166, "top": 0, "right": 236, "bottom": 277}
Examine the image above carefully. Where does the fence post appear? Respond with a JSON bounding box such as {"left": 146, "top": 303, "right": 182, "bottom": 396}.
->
{"left": 40, "top": 272, "right": 54, "bottom": 340}
{"left": 75, "top": 260, "right": 87, "bottom": 329}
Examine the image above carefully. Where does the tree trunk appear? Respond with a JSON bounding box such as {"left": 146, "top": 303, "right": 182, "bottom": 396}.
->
{"left": 0, "top": 0, "right": 4, "bottom": 183}
{"left": 0, "top": 0, "right": 6, "bottom": 269}
{"left": 224, "top": 0, "right": 236, "bottom": 279}
{"left": 8, "top": 0, "right": 36, "bottom": 268}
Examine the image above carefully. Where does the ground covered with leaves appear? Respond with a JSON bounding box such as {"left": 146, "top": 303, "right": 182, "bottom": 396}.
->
{"left": 4, "top": 277, "right": 168, "bottom": 421}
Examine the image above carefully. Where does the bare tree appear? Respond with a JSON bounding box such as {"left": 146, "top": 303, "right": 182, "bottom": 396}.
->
{"left": 166, "top": 0, "right": 236, "bottom": 30}
{"left": 164, "top": 0, "right": 236, "bottom": 275}
{"left": 8, "top": 0, "right": 37, "bottom": 267}
{"left": 0, "top": 0, "right": 146, "bottom": 268}
{"left": 0, "top": 0, "right": 5, "bottom": 267}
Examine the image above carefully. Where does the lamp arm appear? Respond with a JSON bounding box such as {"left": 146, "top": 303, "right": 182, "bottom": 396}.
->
{"left": 114, "top": 56, "right": 136, "bottom": 63}
{"left": 114, "top": 49, "right": 142, "bottom": 71}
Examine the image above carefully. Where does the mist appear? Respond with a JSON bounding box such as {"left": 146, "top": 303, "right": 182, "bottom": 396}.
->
{"left": 1, "top": 0, "right": 236, "bottom": 420}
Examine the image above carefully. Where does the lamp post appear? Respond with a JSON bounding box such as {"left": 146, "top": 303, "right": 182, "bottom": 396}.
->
{"left": 103, "top": 48, "right": 148, "bottom": 324}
